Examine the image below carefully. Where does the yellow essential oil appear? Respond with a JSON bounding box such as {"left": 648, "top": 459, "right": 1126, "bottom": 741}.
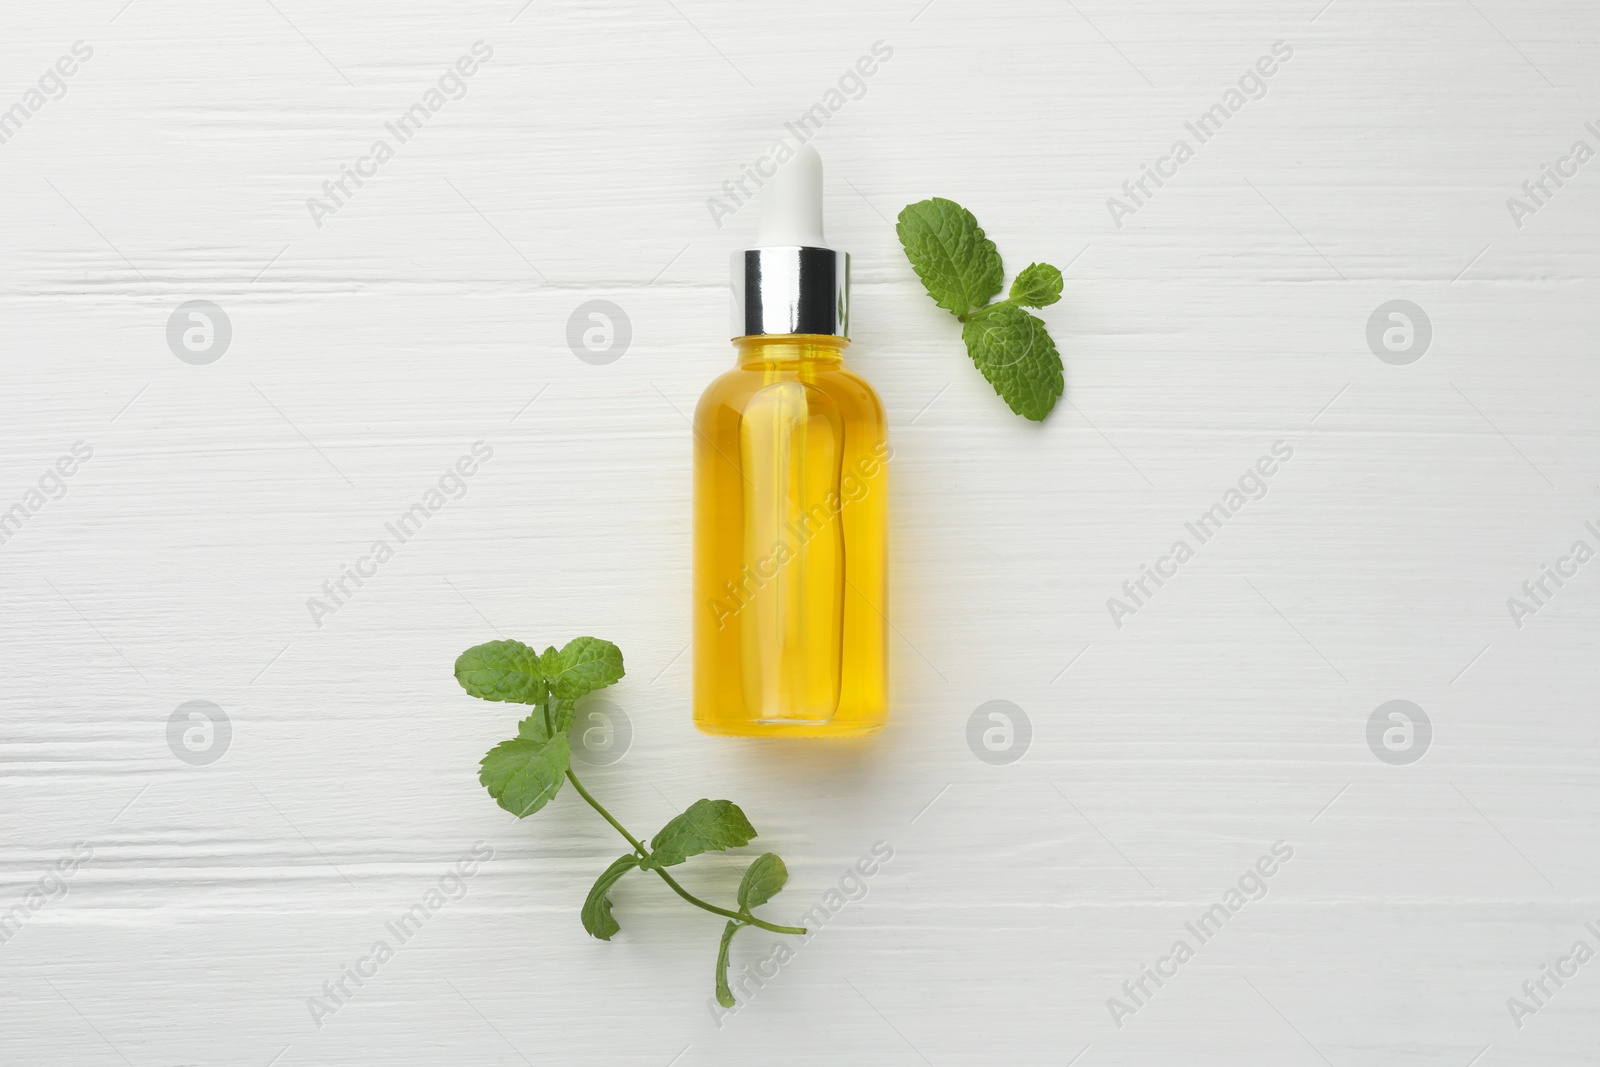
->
{"left": 692, "top": 148, "right": 889, "bottom": 736}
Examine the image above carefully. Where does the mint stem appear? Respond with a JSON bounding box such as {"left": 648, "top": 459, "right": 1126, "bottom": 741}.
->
{"left": 563, "top": 767, "right": 807, "bottom": 937}
{"left": 563, "top": 766, "right": 647, "bottom": 852}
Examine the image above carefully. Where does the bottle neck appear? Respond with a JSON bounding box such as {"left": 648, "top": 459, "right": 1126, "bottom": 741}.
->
{"left": 734, "top": 333, "right": 847, "bottom": 368}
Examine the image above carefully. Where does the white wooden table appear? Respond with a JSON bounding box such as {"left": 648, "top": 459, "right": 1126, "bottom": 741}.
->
{"left": 2, "top": 1, "right": 1596, "bottom": 1063}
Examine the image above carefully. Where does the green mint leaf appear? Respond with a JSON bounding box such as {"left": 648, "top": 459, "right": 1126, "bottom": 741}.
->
{"left": 582, "top": 854, "right": 640, "bottom": 941}
{"left": 547, "top": 697, "right": 576, "bottom": 735}
{"left": 514, "top": 701, "right": 575, "bottom": 743}
{"left": 897, "top": 197, "right": 1068, "bottom": 422}
{"left": 961, "top": 304, "right": 1064, "bottom": 421}
{"left": 645, "top": 799, "right": 757, "bottom": 869}
{"left": 1009, "top": 262, "right": 1063, "bottom": 308}
{"left": 737, "top": 853, "right": 788, "bottom": 911}
{"left": 539, "top": 637, "right": 625, "bottom": 701}
{"left": 515, "top": 710, "right": 558, "bottom": 745}
{"left": 715, "top": 920, "right": 741, "bottom": 1008}
{"left": 479, "top": 732, "right": 570, "bottom": 818}
{"left": 895, "top": 197, "right": 1003, "bottom": 318}
{"left": 455, "top": 640, "right": 547, "bottom": 705}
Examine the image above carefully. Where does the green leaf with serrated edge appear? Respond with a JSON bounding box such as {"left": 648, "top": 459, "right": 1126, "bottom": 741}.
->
{"left": 895, "top": 198, "right": 1004, "bottom": 318}
{"left": 715, "top": 920, "right": 741, "bottom": 1008}
{"left": 961, "top": 304, "right": 1064, "bottom": 421}
{"left": 455, "top": 640, "right": 547, "bottom": 705}
{"left": 515, "top": 709, "right": 559, "bottom": 745}
{"left": 737, "top": 853, "right": 788, "bottom": 911}
{"left": 478, "top": 732, "right": 570, "bottom": 818}
{"left": 1009, "top": 262, "right": 1063, "bottom": 308}
{"left": 539, "top": 637, "right": 625, "bottom": 701}
{"left": 515, "top": 712, "right": 549, "bottom": 743}
{"left": 645, "top": 799, "right": 757, "bottom": 869}
{"left": 582, "top": 854, "right": 640, "bottom": 941}
{"left": 548, "top": 697, "right": 576, "bottom": 735}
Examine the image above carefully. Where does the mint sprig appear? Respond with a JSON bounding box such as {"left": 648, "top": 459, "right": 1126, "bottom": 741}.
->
{"left": 896, "top": 197, "right": 1065, "bottom": 421}
{"left": 454, "top": 636, "right": 803, "bottom": 1007}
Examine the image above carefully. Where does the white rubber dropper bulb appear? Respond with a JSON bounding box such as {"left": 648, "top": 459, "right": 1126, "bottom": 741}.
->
{"left": 757, "top": 144, "right": 827, "bottom": 247}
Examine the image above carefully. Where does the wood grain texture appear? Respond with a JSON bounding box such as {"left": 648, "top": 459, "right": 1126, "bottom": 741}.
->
{"left": 1, "top": 0, "right": 1597, "bottom": 1064}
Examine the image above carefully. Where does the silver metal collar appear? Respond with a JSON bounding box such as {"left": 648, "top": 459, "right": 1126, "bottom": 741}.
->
{"left": 730, "top": 246, "right": 849, "bottom": 339}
